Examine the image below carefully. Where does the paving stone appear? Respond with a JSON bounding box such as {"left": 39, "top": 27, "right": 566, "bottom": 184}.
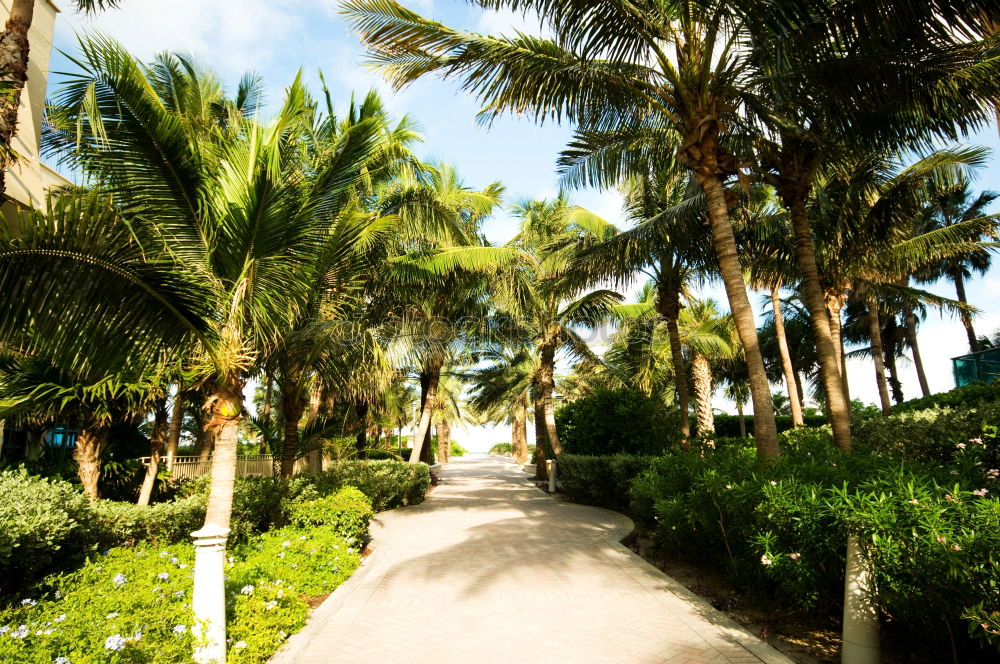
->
{"left": 269, "top": 457, "right": 794, "bottom": 664}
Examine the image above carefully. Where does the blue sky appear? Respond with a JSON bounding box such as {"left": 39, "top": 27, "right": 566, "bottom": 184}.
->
{"left": 47, "top": 0, "right": 1000, "bottom": 450}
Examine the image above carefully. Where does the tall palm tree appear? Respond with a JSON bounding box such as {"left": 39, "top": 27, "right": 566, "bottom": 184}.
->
{"left": 679, "top": 298, "right": 739, "bottom": 438}
{"left": 4, "top": 38, "right": 386, "bottom": 662}
{"left": 504, "top": 198, "right": 620, "bottom": 459}
{"left": 917, "top": 175, "right": 999, "bottom": 353}
{"left": 573, "top": 168, "right": 713, "bottom": 443}
{"left": 466, "top": 345, "right": 536, "bottom": 464}
{"left": 343, "top": 0, "right": 781, "bottom": 459}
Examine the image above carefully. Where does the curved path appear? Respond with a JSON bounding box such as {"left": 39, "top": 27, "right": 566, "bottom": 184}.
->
{"left": 271, "top": 456, "right": 792, "bottom": 664}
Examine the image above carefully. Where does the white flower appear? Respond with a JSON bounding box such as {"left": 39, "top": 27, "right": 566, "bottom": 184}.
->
{"left": 240, "top": 585, "right": 254, "bottom": 596}
{"left": 106, "top": 612, "right": 119, "bottom": 620}
{"left": 53, "top": 591, "right": 61, "bottom": 600}
{"left": 20, "top": 598, "right": 35, "bottom": 606}
{"left": 760, "top": 555, "right": 773, "bottom": 566}
{"left": 973, "top": 488, "right": 990, "bottom": 497}
{"left": 11, "top": 625, "right": 29, "bottom": 639}
{"left": 160, "top": 551, "right": 169, "bottom": 558}
{"left": 178, "top": 564, "right": 188, "bottom": 569}
{"left": 112, "top": 574, "right": 127, "bottom": 587}
{"left": 173, "top": 624, "right": 187, "bottom": 634}
{"left": 769, "top": 480, "right": 778, "bottom": 487}
{"left": 131, "top": 632, "right": 142, "bottom": 642}
{"left": 234, "top": 641, "right": 248, "bottom": 650}
{"left": 265, "top": 601, "right": 278, "bottom": 611}
{"left": 158, "top": 573, "right": 170, "bottom": 580}
{"left": 55, "top": 657, "right": 71, "bottom": 664}
{"left": 789, "top": 552, "right": 802, "bottom": 561}
{"left": 282, "top": 541, "right": 291, "bottom": 548}
{"left": 54, "top": 614, "right": 66, "bottom": 623}
{"left": 0, "top": 626, "right": 9, "bottom": 635}
{"left": 277, "top": 552, "right": 285, "bottom": 559}
{"left": 957, "top": 442, "right": 967, "bottom": 450}
{"left": 104, "top": 634, "right": 127, "bottom": 651}
{"left": 170, "top": 557, "right": 179, "bottom": 565}
{"left": 174, "top": 590, "right": 185, "bottom": 598}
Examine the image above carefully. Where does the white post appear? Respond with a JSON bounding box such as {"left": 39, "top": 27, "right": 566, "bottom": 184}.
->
{"left": 547, "top": 459, "right": 557, "bottom": 493}
{"left": 192, "top": 524, "right": 230, "bottom": 664}
{"left": 842, "top": 534, "right": 880, "bottom": 664}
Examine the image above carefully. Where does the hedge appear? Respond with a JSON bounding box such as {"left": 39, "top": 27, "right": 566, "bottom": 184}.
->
{"left": 710, "top": 413, "right": 828, "bottom": 438}
{"left": 892, "top": 381, "right": 1000, "bottom": 413}
{"left": 291, "top": 460, "right": 431, "bottom": 512}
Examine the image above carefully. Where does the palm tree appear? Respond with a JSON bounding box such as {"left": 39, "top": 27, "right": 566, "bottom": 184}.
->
{"left": 466, "top": 345, "right": 536, "bottom": 464}
{"left": 4, "top": 38, "right": 386, "bottom": 662}
{"left": 504, "top": 198, "right": 620, "bottom": 460}
{"left": 917, "top": 175, "right": 999, "bottom": 353}
{"left": 343, "top": 0, "right": 785, "bottom": 458}
{"left": 678, "top": 299, "right": 739, "bottom": 438}
{"left": 573, "top": 168, "right": 713, "bottom": 443}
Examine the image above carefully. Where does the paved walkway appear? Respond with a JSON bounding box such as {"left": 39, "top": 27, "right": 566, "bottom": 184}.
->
{"left": 271, "top": 456, "right": 792, "bottom": 664}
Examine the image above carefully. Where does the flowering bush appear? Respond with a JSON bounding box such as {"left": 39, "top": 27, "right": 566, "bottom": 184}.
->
{"left": 0, "top": 526, "right": 361, "bottom": 663}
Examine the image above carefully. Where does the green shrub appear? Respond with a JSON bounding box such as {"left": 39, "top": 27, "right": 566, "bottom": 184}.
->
{"left": 489, "top": 443, "right": 512, "bottom": 455}
{"left": 630, "top": 430, "right": 1000, "bottom": 658}
{"left": 91, "top": 494, "right": 206, "bottom": 548}
{"left": 298, "top": 460, "right": 430, "bottom": 511}
{"left": 0, "top": 470, "right": 94, "bottom": 587}
{"left": 555, "top": 388, "right": 677, "bottom": 455}
{"left": 286, "top": 487, "right": 373, "bottom": 543}
{"left": 557, "top": 454, "right": 654, "bottom": 512}
{"left": 450, "top": 440, "right": 468, "bottom": 457}
{"left": 363, "top": 449, "right": 402, "bottom": 461}
{"left": 711, "top": 413, "right": 828, "bottom": 438}
{"left": 855, "top": 404, "right": 1000, "bottom": 466}
{"left": 893, "top": 381, "right": 1000, "bottom": 413}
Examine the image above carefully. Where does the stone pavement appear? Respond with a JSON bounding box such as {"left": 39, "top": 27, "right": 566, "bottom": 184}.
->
{"left": 270, "top": 456, "right": 793, "bottom": 664}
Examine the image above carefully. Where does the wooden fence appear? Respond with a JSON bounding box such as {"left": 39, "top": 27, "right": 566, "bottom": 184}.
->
{"left": 141, "top": 454, "right": 312, "bottom": 480}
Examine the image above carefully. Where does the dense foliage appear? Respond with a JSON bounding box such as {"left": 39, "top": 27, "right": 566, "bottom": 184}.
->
{"left": 891, "top": 381, "right": 1000, "bottom": 413}
{"left": 556, "top": 454, "right": 653, "bottom": 512}
{"left": 711, "top": 413, "right": 829, "bottom": 438}
{"left": 555, "top": 388, "right": 677, "bottom": 456}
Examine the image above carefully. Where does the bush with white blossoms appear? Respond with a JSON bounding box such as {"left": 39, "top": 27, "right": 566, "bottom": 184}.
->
{"left": 0, "top": 525, "right": 361, "bottom": 664}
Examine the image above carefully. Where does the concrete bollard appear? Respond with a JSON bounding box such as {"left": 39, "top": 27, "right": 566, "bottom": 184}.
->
{"left": 547, "top": 459, "right": 557, "bottom": 493}
{"left": 192, "top": 524, "right": 230, "bottom": 664}
{"left": 842, "top": 534, "right": 880, "bottom": 664}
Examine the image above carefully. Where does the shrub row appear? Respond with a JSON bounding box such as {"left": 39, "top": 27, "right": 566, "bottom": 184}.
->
{"left": 555, "top": 388, "right": 678, "bottom": 456}
{"left": 710, "top": 413, "right": 829, "bottom": 438}
{"left": 892, "top": 381, "right": 1000, "bottom": 413}
{"left": 0, "top": 459, "right": 428, "bottom": 591}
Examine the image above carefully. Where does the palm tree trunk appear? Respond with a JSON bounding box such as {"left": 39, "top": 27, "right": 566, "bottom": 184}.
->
{"left": 306, "top": 382, "right": 322, "bottom": 428}
{"left": 192, "top": 377, "right": 244, "bottom": 663}
{"left": 195, "top": 391, "right": 216, "bottom": 463}
{"left": 409, "top": 360, "right": 441, "bottom": 463}
{"left": 512, "top": 401, "right": 528, "bottom": 463}
{"left": 865, "top": 297, "right": 892, "bottom": 415}
{"left": 883, "top": 317, "right": 904, "bottom": 405}
{"left": 902, "top": 300, "right": 931, "bottom": 397}
{"left": 692, "top": 352, "right": 715, "bottom": 437}
{"left": 952, "top": 269, "right": 979, "bottom": 352}
{"left": 533, "top": 393, "right": 548, "bottom": 480}
{"left": 280, "top": 393, "right": 305, "bottom": 478}
{"left": 74, "top": 424, "right": 110, "bottom": 501}
{"left": 827, "top": 295, "right": 850, "bottom": 405}
{"left": 259, "top": 374, "right": 273, "bottom": 454}
{"left": 771, "top": 287, "right": 804, "bottom": 426}
{"left": 138, "top": 398, "right": 169, "bottom": 506}
{"left": 736, "top": 401, "right": 747, "bottom": 438}
{"left": 165, "top": 388, "right": 184, "bottom": 472}
{"left": 781, "top": 189, "right": 853, "bottom": 452}
{"left": 538, "top": 339, "right": 562, "bottom": 456}
{"left": 437, "top": 419, "right": 451, "bottom": 462}
{"left": 0, "top": 0, "right": 34, "bottom": 195}
{"left": 658, "top": 284, "right": 691, "bottom": 443}
{"left": 355, "top": 401, "right": 369, "bottom": 459}
{"left": 695, "top": 172, "right": 778, "bottom": 460}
